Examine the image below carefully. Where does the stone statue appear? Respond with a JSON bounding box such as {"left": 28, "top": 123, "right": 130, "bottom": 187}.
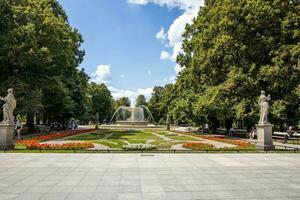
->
{"left": 0, "top": 88, "right": 16, "bottom": 124}
{"left": 166, "top": 114, "right": 170, "bottom": 130}
{"left": 258, "top": 91, "right": 271, "bottom": 125}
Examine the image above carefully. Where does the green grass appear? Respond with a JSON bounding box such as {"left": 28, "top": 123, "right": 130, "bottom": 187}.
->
{"left": 67, "top": 132, "right": 106, "bottom": 140}
{"left": 66, "top": 129, "right": 164, "bottom": 149}
{"left": 165, "top": 135, "right": 200, "bottom": 141}
{"left": 151, "top": 141, "right": 185, "bottom": 149}
{"left": 61, "top": 129, "right": 273, "bottom": 152}
{"left": 93, "top": 139, "right": 127, "bottom": 149}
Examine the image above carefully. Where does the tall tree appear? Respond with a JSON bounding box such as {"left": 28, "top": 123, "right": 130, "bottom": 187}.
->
{"left": 173, "top": 0, "right": 300, "bottom": 130}
{"left": 113, "top": 97, "right": 131, "bottom": 110}
{"left": 135, "top": 94, "right": 147, "bottom": 107}
{"left": 0, "top": 0, "right": 87, "bottom": 130}
{"left": 89, "top": 83, "right": 114, "bottom": 123}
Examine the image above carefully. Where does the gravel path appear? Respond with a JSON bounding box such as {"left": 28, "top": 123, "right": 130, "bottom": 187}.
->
{"left": 175, "top": 133, "right": 236, "bottom": 149}
{"left": 152, "top": 132, "right": 172, "bottom": 141}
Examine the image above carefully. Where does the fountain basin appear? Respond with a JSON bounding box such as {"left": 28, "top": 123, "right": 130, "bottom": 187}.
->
{"left": 116, "top": 121, "right": 149, "bottom": 126}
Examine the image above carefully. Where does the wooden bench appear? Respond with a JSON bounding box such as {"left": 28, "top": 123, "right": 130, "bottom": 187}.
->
{"left": 273, "top": 132, "right": 300, "bottom": 144}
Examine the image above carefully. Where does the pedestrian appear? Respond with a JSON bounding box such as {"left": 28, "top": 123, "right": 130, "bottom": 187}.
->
{"left": 15, "top": 117, "right": 22, "bottom": 139}
{"left": 249, "top": 126, "right": 256, "bottom": 140}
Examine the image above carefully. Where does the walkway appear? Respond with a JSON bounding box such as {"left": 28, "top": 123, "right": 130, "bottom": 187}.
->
{"left": 0, "top": 153, "right": 299, "bottom": 200}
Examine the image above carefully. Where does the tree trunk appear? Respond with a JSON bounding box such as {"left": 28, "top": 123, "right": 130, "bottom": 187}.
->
{"left": 26, "top": 112, "right": 35, "bottom": 133}
{"left": 43, "top": 113, "right": 48, "bottom": 125}
{"left": 225, "top": 118, "right": 233, "bottom": 130}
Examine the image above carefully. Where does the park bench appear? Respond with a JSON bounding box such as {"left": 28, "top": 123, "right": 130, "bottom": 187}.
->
{"left": 273, "top": 132, "right": 300, "bottom": 144}
{"left": 36, "top": 125, "right": 51, "bottom": 134}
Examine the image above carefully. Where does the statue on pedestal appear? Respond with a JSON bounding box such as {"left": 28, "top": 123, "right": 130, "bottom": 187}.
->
{"left": 258, "top": 91, "right": 271, "bottom": 125}
{"left": 0, "top": 88, "right": 16, "bottom": 124}
{"left": 166, "top": 114, "right": 170, "bottom": 131}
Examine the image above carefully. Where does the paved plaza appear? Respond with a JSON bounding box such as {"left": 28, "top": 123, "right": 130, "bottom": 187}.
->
{"left": 0, "top": 153, "right": 299, "bottom": 200}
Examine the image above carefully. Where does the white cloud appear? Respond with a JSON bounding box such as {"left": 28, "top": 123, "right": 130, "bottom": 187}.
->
{"left": 147, "top": 70, "right": 152, "bottom": 75}
{"left": 156, "top": 28, "right": 167, "bottom": 41}
{"left": 91, "top": 64, "right": 112, "bottom": 84}
{"left": 160, "top": 51, "right": 170, "bottom": 60}
{"left": 175, "top": 64, "right": 184, "bottom": 74}
{"left": 109, "top": 86, "right": 153, "bottom": 107}
{"left": 120, "top": 74, "right": 125, "bottom": 78}
{"left": 127, "top": 0, "right": 148, "bottom": 4}
{"left": 128, "top": 0, "right": 204, "bottom": 77}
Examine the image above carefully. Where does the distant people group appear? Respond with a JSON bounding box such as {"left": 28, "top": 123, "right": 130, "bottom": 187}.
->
{"left": 68, "top": 118, "right": 78, "bottom": 130}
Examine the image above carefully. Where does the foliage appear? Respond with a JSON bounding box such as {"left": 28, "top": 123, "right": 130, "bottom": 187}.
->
{"left": 135, "top": 94, "right": 147, "bottom": 107}
{"left": 113, "top": 97, "right": 131, "bottom": 111}
{"left": 148, "top": 85, "right": 174, "bottom": 123}
{"left": 88, "top": 83, "right": 114, "bottom": 123}
{"left": 0, "top": 0, "right": 89, "bottom": 129}
{"left": 150, "top": 0, "right": 300, "bottom": 130}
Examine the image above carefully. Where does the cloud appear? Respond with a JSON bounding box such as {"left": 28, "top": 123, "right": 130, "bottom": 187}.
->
{"left": 156, "top": 28, "right": 167, "bottom": 41}
{"left": 109, "top": 86, "right": 153, "bottom": 106}
{"left": 175, "top": 63, "right": 184, "bottom": 74}
{"left": 91, "top": 64, "right": 112, "bottom": 84}
{"left": 160, "top": 51, "right": 170, "bottom": 60}
{"left": 147, "top": 70, "right": 152, "bottom": 75}
{"left": 120, "top": 74, "right": 125, "bottom": 78}
{"left": 128, "top": 0, "right": 204, "bottom": 77}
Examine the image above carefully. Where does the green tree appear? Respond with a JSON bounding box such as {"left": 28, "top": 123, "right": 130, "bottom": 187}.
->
{"left": 174, "top": 0, "right": 300, "bottom": 130}
{"left": 113, "top": 97, "right": 131, "bottom": 110}
{"left": 135, "top": 94, "right": 147, "bottom": 107}
{"left": 89, "top": 83, "right": 114, "bottom": 123}
{"left": 0, "top": 0, "right": 87, "bottom": 130}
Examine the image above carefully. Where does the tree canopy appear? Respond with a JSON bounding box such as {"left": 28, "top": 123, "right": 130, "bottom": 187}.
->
{"left": 0, "top": 0, "right": 114, "bottom": 129}
{"left": 135, "top": 94, "right": 147, "bottom": 107}
{"left": 113, "top": 97, "right": 131, "bottom": 111}
{"left": 152, "top": 0, "right": 300, "bottom": 130}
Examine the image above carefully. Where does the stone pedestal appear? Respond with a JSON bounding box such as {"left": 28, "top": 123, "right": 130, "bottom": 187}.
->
{"left": 0, "top": 124, "right": 15, "bottom": 150}
{"left": 166, "top": 123, "right": 170, "bottom": 131}
{"left": 256, "top": 124, "right": 274, "bottom": 150}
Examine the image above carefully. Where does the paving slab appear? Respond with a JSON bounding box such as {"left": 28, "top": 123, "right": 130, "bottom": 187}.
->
{"left": 0, "top": 153, "right": 299, "bottom": 200}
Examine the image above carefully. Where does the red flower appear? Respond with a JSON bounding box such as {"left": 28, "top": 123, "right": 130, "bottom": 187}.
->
{"left": 16, "top": 129, "right": 95, "bottom": 150}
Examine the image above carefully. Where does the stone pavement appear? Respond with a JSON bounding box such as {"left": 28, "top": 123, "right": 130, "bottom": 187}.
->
{"left": 0, "top": 153, "right": 299, "bottom": 200}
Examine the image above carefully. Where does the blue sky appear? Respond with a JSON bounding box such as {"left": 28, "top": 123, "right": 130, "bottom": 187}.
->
{"left": 58, "top": 0, "right": 203, "bottom": 100}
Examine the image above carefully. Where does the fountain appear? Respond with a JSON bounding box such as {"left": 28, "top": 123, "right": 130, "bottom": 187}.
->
{"left": 109, "top": 105, "right": 155, "bottom": 126}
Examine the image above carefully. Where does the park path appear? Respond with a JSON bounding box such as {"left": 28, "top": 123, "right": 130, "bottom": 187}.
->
{"left": 152, "top": 131, "right": 236, "bottom": 149}
{"left": 178, "top": 133, "right": 236, "bottom": 148}
{"left": 151, "top": 132, "right": 172, "bottom": 141}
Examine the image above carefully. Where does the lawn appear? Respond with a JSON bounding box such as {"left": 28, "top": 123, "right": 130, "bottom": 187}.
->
{"left": 58, "top": 129, "right": 257, "bottom": 151}
{"left": 65, "top": 129, "right": 193, "bottom": 149}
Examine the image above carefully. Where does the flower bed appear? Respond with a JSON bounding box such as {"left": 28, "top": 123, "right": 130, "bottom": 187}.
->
{"left": 17, "top": 140, "right": 94, "bottom": 150}
{"left": 16, "top": 129, "right": 95, "bottom": 150}
{"left": 122, "top": 144, "right": 156, "bottom": 151}
{"left": 196, "top": 136, "right": 253, "bottom": 149}
{"left": 183, "top": 142, "right": 215, "bottom": 151}
{"left": 26, "top": 129, "right": 95, "bottom": 142}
